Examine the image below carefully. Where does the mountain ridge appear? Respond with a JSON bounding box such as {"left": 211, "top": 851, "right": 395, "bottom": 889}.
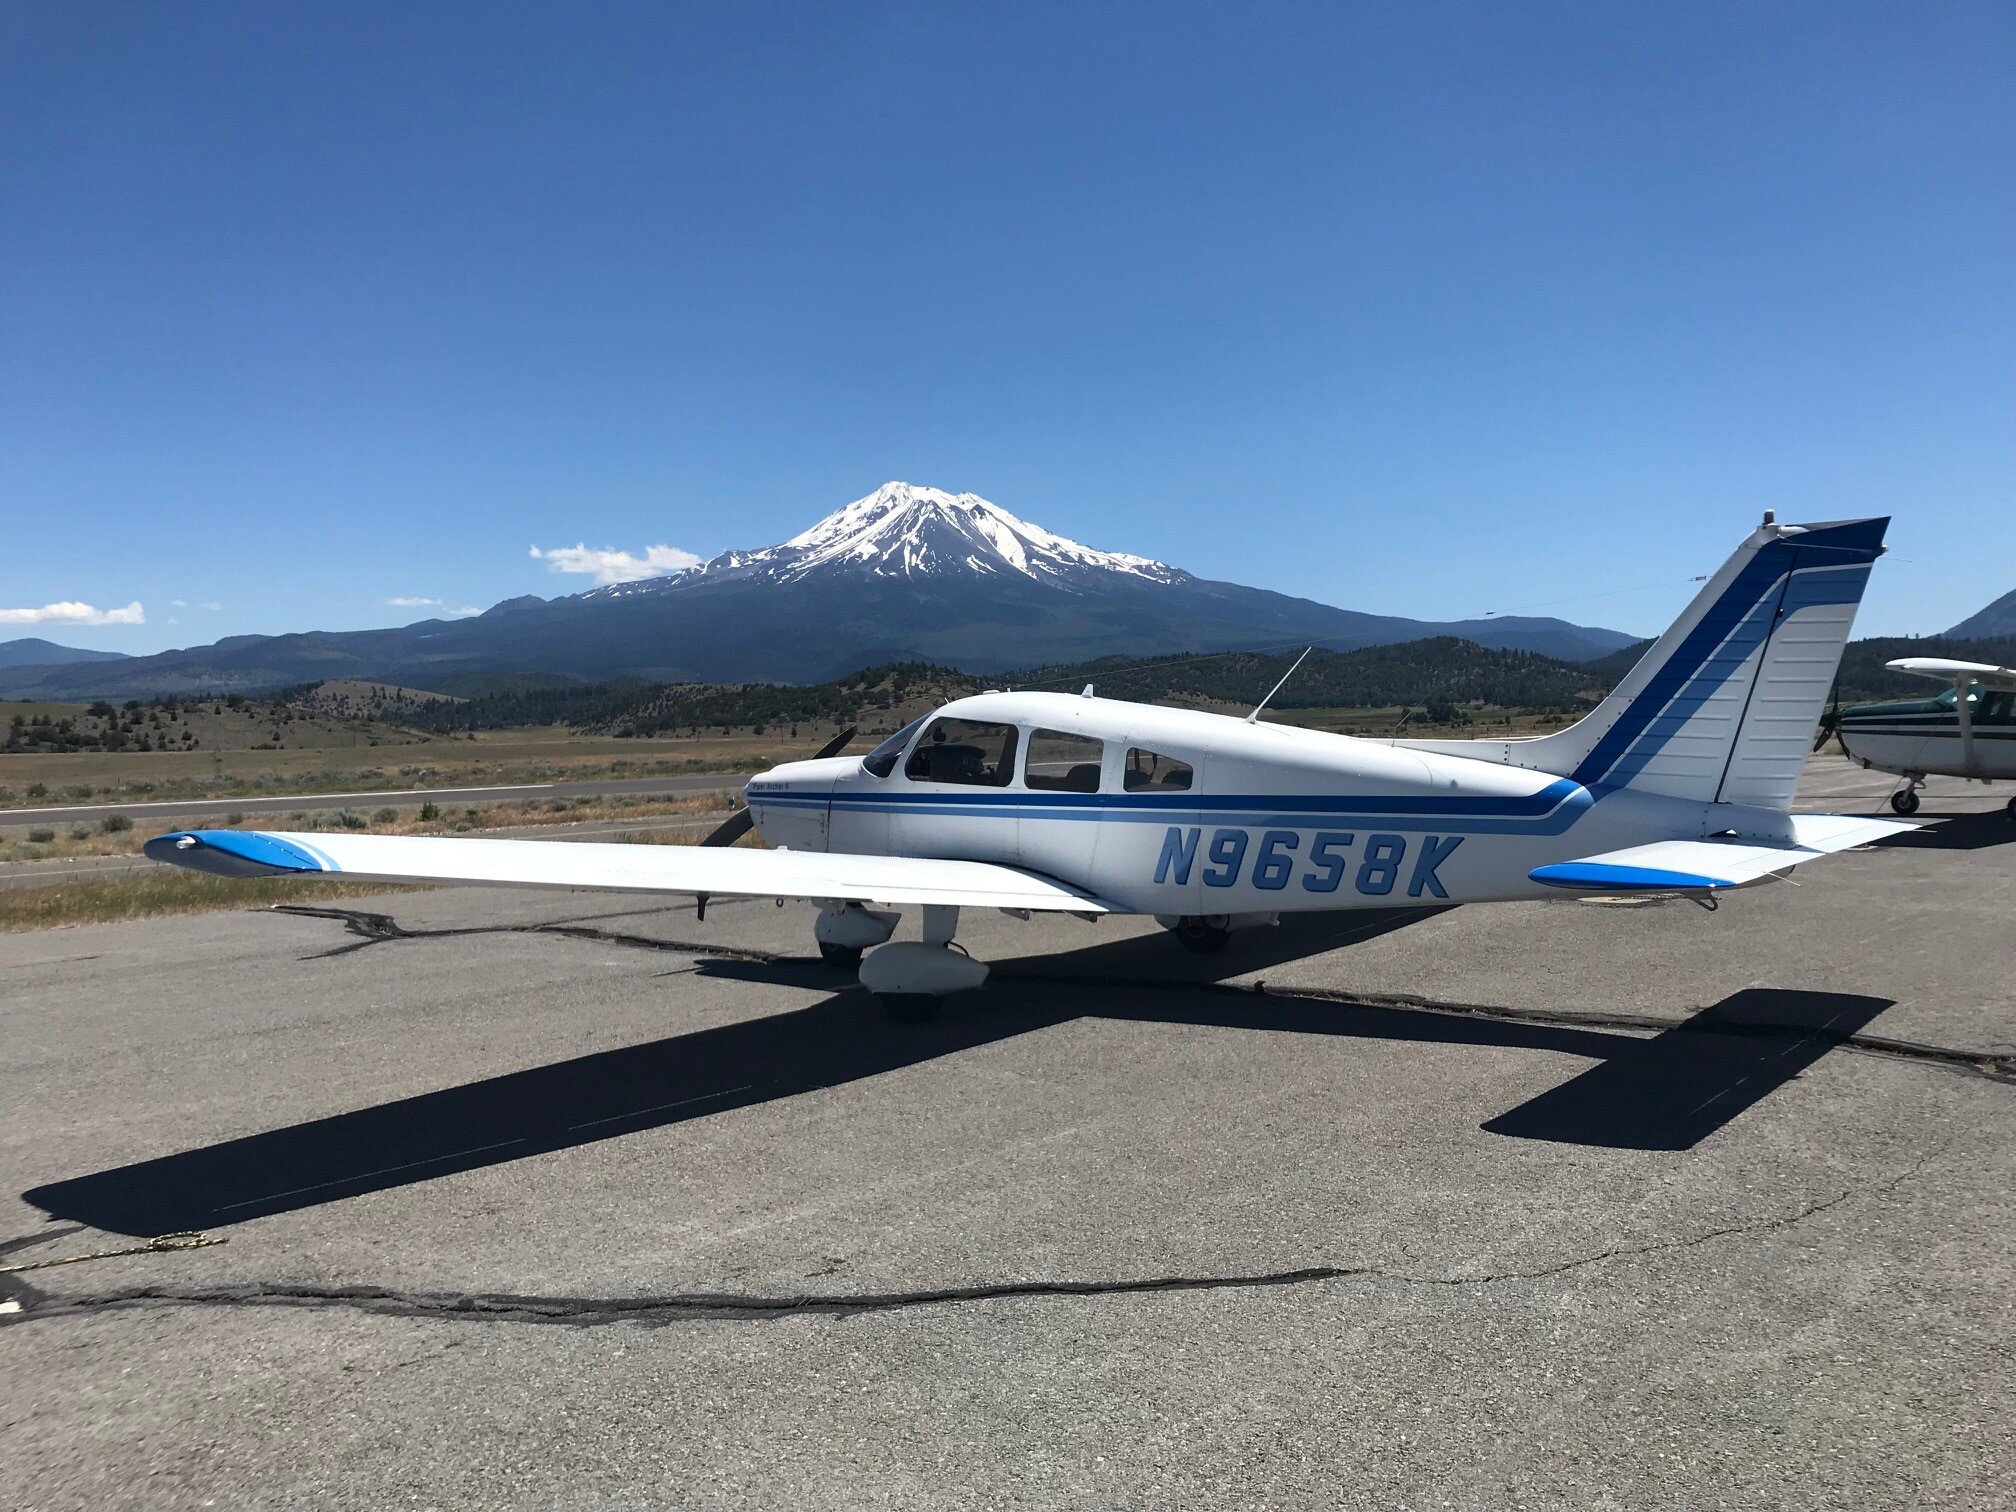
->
{"left": 0, "top": 483, "right": 1637, "bottom": 698}
{"left": 0, "top": 637, "right": 134, "bottom": 669}
{"left": 1946, "top": 588, "right": 2016, "bottom": 639}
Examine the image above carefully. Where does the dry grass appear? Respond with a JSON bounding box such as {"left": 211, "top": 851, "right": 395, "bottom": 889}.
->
{"left": 0, "top": 726, "right": 831, "bottom": 809}
{"left": 0, "top": 874, "right": 422, "bottom": 933}
{"left": 0, "top": 792, "right": 735, "bottom": 864}
{"left": 0, "top": 796, "right": 737, "bottom": 932}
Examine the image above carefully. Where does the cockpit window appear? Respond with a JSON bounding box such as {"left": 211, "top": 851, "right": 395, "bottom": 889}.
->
{"left": 904, "top": 718, "right": 1018, "bottom": 787}
{"left": 1123, "top": 747, "right": 1193, "bottom": 791}
{"left": 860, "top": 717, "right": 926, "bottom": 778}
{"left": 1024, "top": 729, "right": 1104, "bottom": 792}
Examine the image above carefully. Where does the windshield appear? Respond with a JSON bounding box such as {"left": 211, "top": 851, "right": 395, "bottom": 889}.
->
{"left": 860, "top": 717, "right": 926, "bottom": 778}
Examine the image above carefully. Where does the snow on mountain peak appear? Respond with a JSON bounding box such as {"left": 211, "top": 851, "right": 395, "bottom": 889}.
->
{"left": 589, "top": 482, "right": 1188, "bottom": 598}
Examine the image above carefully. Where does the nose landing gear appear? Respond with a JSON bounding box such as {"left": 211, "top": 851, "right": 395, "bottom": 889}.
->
{"left": 833, "top": 905, "right": 986, "bottom": 1022}
{"left": 1173, "top": 916, "right": 1232, "bottom": 954}
{"left": 1889, "top": 779, "right": 1924, "bottom": 816}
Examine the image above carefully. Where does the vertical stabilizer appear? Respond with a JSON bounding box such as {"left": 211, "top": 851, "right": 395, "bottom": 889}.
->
{"left": 1426, "top": 516, "right": 1886, "bottom": 811}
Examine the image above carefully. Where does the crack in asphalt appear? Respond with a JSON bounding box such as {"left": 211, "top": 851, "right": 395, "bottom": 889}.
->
{"left": 274, "top": 905, "right": 2016, "bottom": 1084}
{"left": 0, "top": 1169, "right": 1912, "bottom": 1331}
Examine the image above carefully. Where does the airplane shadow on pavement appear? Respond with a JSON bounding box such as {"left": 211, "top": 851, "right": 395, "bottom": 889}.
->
{"left": 25, "top": 908, "right": 1893, "bottom": 1236}
{"left": 1876, "top": 809, "right": 2016, "bottom": 852}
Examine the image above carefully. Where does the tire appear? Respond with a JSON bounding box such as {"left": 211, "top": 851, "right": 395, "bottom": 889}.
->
{"left": 877, "top": 993, "right": 942, "bottom": 1023}
{"left": 1889, "top": 788, "right": 1921, "bottom": 816}
{"left": 819, "top": 942, "right": 863, "bottom": 969}
{"left": 2005, "top": 796, "right": 2016, "bottom": 823}
{"left": 1174, "top": 919, "right": 1231, "bottom": 954}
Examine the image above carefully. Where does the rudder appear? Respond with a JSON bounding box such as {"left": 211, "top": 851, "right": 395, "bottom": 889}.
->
{"left": 1501, "top": 516, "right": 1887, "bottom": 811}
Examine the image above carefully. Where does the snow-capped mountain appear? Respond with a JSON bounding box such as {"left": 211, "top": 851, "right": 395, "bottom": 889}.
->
{"left": 587, "top": 482, "right": 1188, "bottom": 598}
{"left": 2, "top": 482, "right": 1640, "bottom": 697}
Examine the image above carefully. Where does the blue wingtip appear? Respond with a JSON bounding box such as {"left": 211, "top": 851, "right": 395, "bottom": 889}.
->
{"left": 145, "top": 830, "right": 329, "bottom": 878}
{"left": 1530, "top": 861, "right": 1737, "bottom": 892}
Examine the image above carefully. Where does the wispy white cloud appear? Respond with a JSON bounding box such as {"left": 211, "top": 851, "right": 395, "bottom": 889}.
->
{"left": 0, "top": 599, "right": 145, "bottom": 626}
{"left": 168, "top": 600, "right": 222, "bottom": 611}
{"left": 529, "top": 542, "right": 700, "bottom": 587}
{"left": 387, "top": 596, "right": 481, "bottom": 617}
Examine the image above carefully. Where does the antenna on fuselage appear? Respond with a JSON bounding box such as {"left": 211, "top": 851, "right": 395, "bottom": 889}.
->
{"left": 1246, "top": 646, "right": 1313, "bottom": 724}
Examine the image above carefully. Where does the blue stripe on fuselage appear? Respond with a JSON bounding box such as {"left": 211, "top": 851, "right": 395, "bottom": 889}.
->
{"left": 756, "top": 778, "right": 1597, "bottom": 836}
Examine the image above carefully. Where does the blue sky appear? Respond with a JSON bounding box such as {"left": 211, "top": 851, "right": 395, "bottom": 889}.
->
{"left": 3, "top": 1, "right": 2010, "bottom": 654}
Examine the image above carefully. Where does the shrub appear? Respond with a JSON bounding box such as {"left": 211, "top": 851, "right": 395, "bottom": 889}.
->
{"left": 419, "top": 802, "right": 440, "bottom": 821}
{"left": 69, "top": 826, "right": 90, "bottom": 840}
{"left": 226, "top": 812, "right": 245, "bottom": 826}
{"left": 373, "top": 807, "right": 398, "bottom": 824}
{"left": 334, "top": 808, "right": 369, "bottom": 830}
{"left": 26, "top": 783, "right": 47, "bottom": 798}
{"left": 99, "top": 814, "right": 134, "bottom": 833}
{"left": 28, "top": 828, "right": 54, "bottom": 844}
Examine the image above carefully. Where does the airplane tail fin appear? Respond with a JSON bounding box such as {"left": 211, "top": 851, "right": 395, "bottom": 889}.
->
{"left": 1427, "top": 516, "right": 1887, "bottom": 811}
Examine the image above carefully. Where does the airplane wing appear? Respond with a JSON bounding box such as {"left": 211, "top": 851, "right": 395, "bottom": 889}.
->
{"left": 1887, "top": 657, "right": 2016, "bottom": 690}
{"left": 143, "top": 829, "right": 1118, "bottom": 914}
{"left": 1528, "top": 813, "right": 1915, "bottom": 893}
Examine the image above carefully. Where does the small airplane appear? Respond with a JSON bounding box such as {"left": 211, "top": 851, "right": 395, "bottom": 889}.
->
{"left": 150, "top": 513, "right": 1911, "bottom": 1021}
{"left": 1827, "top": 656, "right": 2016, "bottom": 818}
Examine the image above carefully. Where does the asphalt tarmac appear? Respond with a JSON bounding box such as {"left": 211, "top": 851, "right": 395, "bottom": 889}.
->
{"left": 1, "top": 755, "right": 2010, "bottom": 1509}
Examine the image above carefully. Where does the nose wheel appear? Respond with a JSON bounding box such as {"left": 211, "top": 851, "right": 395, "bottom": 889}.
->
{"left": 1889, "top": 783, "right": 1922, "bottom": 816}
{"left": 851, "top": 906, "right": 987, "bottom": 1022}
{"left": 875, "top": 993, "right": 943, "bottom": 1023}
{"left": 1173, "top": 916, "right": 1232, "bottom": 954}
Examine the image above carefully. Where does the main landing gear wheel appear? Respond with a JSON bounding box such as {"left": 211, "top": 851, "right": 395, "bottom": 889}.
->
{"left": 819, "top": 942, "right": 863, "bottom": 969}
{"left": 1174, "top": 917, "right": 1232, "bottom": 954}
{"left": 876, "top": 993, "right": 942, "bottom": 1023}
{"left": 1889, "top": 788, "right": 1921, "bottom": 816}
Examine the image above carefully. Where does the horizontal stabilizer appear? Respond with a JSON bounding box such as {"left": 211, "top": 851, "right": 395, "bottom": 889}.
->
{"left": 144, "top": 830, "right": 1118, "bottom": 914}
{"left": 1530, "top": 813, "right": 1915, "bottom": 893}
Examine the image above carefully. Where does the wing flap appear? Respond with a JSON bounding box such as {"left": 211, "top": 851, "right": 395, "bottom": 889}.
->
{"left": 1530, "top": 813, "right": 1915, "bottom": 893}
{"left": 145, "top": 830, "right": 1117, "bottom": 913}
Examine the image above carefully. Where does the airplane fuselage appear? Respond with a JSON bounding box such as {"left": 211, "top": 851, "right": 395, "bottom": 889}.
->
{"left": 744, "top": 691, "right": 1803, "bottom": 915}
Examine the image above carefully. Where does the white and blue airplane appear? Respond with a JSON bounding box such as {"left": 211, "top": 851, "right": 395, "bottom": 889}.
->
{"left": 149, "top": 513, "right": 1909, "bottom": 1020}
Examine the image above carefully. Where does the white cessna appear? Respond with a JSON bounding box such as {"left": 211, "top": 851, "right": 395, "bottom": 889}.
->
{"left": 1828, "top": 657, "right": 2016, "bottom": 818}
{"left": 151, "top": 514, "right": 1909, "bottom": 1020}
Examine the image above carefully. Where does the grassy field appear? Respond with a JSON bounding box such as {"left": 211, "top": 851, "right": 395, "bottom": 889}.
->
{"left": 0, "top": 872, "right": 431, "bottom": 932}
{"left": 0, "top": 794, "right": 743, "bottom": 930}
{"left": 0, "top": 725, "right": 842, "bottom": 810}
{"left": 0, "top": 790, "right": 737, "bottom": 863}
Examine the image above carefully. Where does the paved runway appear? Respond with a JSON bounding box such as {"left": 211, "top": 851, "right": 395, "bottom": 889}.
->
{"left": 0, "top": 771, "right": 752, "bottom": 831}
{"left": 1, "top": 756, "right": 2011, "bottom": 1509}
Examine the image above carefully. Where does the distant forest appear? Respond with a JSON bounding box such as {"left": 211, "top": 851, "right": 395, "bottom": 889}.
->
{"left": 400, "top": 639, "right": 1610, "bottom": 738}
{"left": 15, "top": 631, "right": 2013, "bottom": 751}
{"left": 394, "top": 630, "right": 2016, "bottom": 738}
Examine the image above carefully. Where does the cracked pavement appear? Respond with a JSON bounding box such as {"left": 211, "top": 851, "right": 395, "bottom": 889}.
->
{"left": 1, "top": 757, "right": 2012, "bottom": 1509}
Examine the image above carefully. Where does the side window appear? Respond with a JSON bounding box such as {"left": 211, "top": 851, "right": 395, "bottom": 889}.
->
{"left": 904, "top": 718, "right": 1018, "bottom": 787}
{"left": 860, "top": 717, "right": 925, "bottom": 778}
{"left": 1124, "top": 747, "right": 1193, "bottom": 791}
{"left": 1024, "top": 729, "right": 1104, "bottom": 792}
{"left": 1980, "top": 691, "right": 2014, "bottom": 724}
